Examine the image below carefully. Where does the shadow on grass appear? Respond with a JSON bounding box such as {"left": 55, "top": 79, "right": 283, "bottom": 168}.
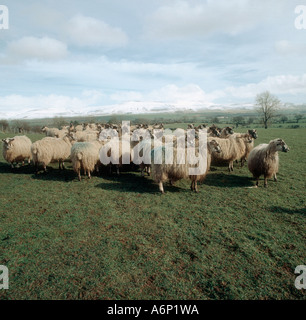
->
{"left": 204, "top": 172, "right": 254, "bottom": 188}
{"left": 95, "top": 172, "right": 182, "bottom": 194}
{"left": 0, "top": 162, "right": 34, "bottom": 175}
{"left": 31, "top": 167, "right": 76, "bottom": 182}
{"left": 269, "top": 206, "right": 306, "bottom": 216}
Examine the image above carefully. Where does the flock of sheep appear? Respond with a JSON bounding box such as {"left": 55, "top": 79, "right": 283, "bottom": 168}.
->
{"left": 1, "top": 122, "right": 289, "bottom": 192}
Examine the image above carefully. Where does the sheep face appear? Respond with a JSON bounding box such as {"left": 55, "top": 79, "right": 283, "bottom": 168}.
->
{"left": 209, "top": 140, "right": 221, "bottom": 153}
{"left": 226, "top": 127, "right": 234, "bottom": 135}
{"left": 248, "top": 129, "right": 257, "bottom": 139}
{"left": 275, "top": 139, "right": 290, "bottom": 152}
{"left": 2, "top": 138, "right": 14, "bottom": 150}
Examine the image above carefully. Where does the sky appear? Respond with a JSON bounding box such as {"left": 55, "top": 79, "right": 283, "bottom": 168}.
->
{"left": 0, "top": 0, "right": 306, "bottom": 119}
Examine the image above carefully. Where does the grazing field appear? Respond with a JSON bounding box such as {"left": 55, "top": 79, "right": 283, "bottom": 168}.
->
{"left": 0, "top": 127, "right": 305, "bottom": 300}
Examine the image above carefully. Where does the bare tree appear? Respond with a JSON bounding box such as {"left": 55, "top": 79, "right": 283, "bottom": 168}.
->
{"left": 0, "top": 119, "right": 9, "bottom": 132}
{"left": 255, "top": 91, "right": 281, "bottom": 129}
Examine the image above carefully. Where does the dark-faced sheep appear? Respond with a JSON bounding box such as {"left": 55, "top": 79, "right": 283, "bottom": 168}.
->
{"left": 248, "top": 138, "right": 289, "bottom": 187}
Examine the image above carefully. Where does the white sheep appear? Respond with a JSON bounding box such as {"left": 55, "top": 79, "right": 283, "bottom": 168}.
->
{"left": 151, "top": 139, "right": 221, "bottom": 193}
{"left": 2, "top": 135, "right": 32, "bottom": 168}
{"left": 210, "top": 133, "right": 253, "bottom": 171}
{"left": 41, "top": 126, "right": 60, "bottom": 137}
{"left": 69, "top": 131, "right": 99, "bottom": 142}
{"left": 70, "top": 141, "right": 104, "bottom": 180}
{"left": 31, "top": 135, "right": 73, "bottom": 173}
{"left": 248, "top": 138, "right": 289, "bottom": 187}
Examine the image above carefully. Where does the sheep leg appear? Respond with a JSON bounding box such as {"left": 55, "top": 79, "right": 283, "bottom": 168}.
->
{"left": 43, "top": 164, "right": 47, "bottom": 172}
{"left": 10, "top": 162, "right": 14, "bottom": 169}
{"left": 158, "top": 181, "right": 165, "bottom": 194}
{"left": 116, "top": 165, "right": 120, "bottom": 175}
{"left": 255, "top": 178, "right": 259, "bottom": 188}
{"left": 241, "top": 158, "right": 245, "bottom": 167}
{"left": 88, "top": 170, "right": 91, "bottom": 179}
{"left": 274, "top": 173, "right": 277, "bottom": 182}
{"left": 77, "top": 168, "right": 81, "bottom": 181}
{"left": 194, "top": 181, "right": 199, "bottom": 193}
{"left": 147, "top": 166, "right": 151, "bottom": 176}
{"left": 190, "top": 180, "right": 194, "bottom": 191}
{"left": 21, "top": 161, "right": 25, "bottom": 166}
{"left": 264, "top": 176, "right": 268, "bottom": 188}
{"left": 228, "top": 161, "right": 234, "bottom": 172}
{"left": 62, "top": 162, "right": 66, "bottom": 170}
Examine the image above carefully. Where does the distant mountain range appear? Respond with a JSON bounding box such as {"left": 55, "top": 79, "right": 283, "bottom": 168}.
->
{"left": 1, "top": 101, "right": 305, "bottom": 120}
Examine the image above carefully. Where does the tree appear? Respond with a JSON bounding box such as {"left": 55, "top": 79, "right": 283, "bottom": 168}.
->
{"left": 52, "top": 116, "right": 67, "bottom": 129}
{"left": 11, "top": 120, "right": 31, "bottom": 133}
{"left": 247, "top": 117, "right": 255, "bottom": 125}
{"left": 232, "top": 116, "right": 245, "bottom": 128}
{"left": 211, "top": 117, "right": 220, "bottom": 124}
{"left": 294, "top": 114, "right": 303, "bottom": 123}
{"left": 255, "top": 91, "right": 280, "bottom": 129}
{"left": 280, "top": 115, "right": 288, "bottom": 124}
{"left": 0, "top": 119, "right": 9, "bottom": 132}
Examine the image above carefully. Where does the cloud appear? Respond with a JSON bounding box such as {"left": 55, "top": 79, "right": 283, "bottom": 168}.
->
{"left": 6, "top": 37, "right": 68, "bottom": 61}
{"left": 145, "top": 0, "right": 279, "bottom": 39}
{"left": 66, "top": 14, "right": 128, "bottom": 47}
{"left": 218, "top": 74, "right": 306, "bottom": 99}
{"left": 275, "top": 40, "right": 306, "bottom": 56}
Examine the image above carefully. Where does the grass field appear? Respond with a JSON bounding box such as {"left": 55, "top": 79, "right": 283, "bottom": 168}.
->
{"left": 0, "top": 126, "right": 305, "bottom": 300}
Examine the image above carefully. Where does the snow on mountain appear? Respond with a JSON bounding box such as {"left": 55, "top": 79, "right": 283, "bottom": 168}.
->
{"left": 0, "top": 100, "right": 259, "bottom": 120}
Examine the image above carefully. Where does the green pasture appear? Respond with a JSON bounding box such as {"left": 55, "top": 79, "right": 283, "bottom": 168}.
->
{"left": 0, "top": 126, "right": 305, "bottom": 299}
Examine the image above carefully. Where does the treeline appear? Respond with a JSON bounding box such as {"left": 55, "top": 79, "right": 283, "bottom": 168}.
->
{"left": 0, "top": 113, "right": 304, "bottom": 133}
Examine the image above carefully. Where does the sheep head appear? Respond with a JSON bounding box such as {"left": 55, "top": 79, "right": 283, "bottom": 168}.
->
{"left": 274, "top": 139, "right": 290, "bottom": 152}
{"left": 248, "top": 129, "right": 257, "bottom": 139}
{"left": 209, "top": 139, "right": 221, "bottom": 153}
{"left": 2, "top": 138, "right": 14, "bottom": 149}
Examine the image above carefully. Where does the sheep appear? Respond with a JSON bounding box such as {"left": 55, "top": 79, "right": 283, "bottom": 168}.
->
{"left": 207, "top": 125, "right": 221, "bottom": 137}
{"left": 2, "top": 135, "right": 32, "bottom": 168}
{"left": 41, "top": 126, "right": 60, "bottom": 137}
{"left": 31, "top": 135, "right": 73, "bottom": 173}
{"left": 70, "top": 141, "right": 104, "bottom": 181}
{"left": 69, "top": 131, "right": 99, "bottom": 142}
{"left": 151, "top": 139, "right": 221, "bottom": 193}
{"left": 231, "top": 129, "right": 258, "bottom": 166}
{"left": 248, "top": 138, "right": 289, "bottom": 187}
{"left": 210, "top": 133, "right": 253, "bottom": 171}
{"left": 220, "top": 126, "right": 234, "bottom": 138}
{"left": 74, "top": 124, "right": 84, "bottom": 132}
{"left": 102, "top": 138, "right": 133, "bottom": 175}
